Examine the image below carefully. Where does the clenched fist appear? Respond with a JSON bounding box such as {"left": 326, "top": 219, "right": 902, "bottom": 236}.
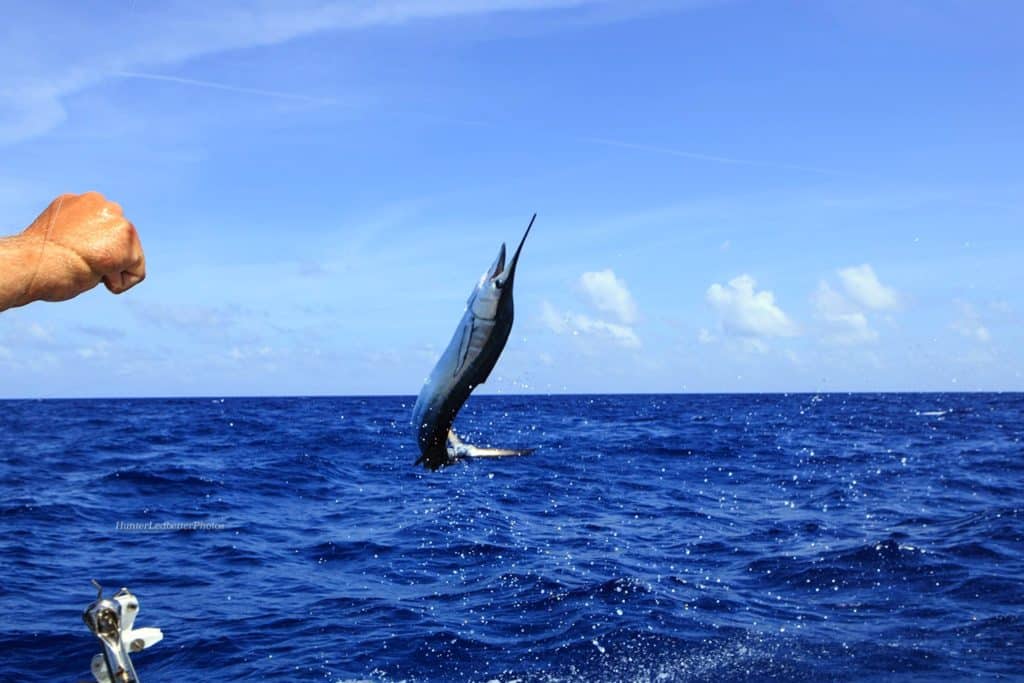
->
{"left": 0, "top": 192, "right": 146, "bottom": 311}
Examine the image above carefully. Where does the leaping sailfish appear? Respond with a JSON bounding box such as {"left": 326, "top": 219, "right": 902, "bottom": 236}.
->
{"left": 411, "top": 214, "right": 536, "bottom": 470}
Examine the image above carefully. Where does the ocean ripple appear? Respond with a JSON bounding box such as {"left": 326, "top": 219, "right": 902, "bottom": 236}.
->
{"left": 1, "top": 393, "right": 1022, "bottom": 680}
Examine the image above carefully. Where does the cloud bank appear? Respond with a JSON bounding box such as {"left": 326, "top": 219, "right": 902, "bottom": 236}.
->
{"left": 812, "top": 281, "right": 879, "bottom": 345}
{"left": 578, "top": 269, "right": 638, "bottom": 324}
{"left": 542, "top": 268, "right": 641, "bottom": 349}
{"left": 706, "top": 274, "right": 798, "bottom": 342}
{"left": 814, "top": 265, "right": 899, "bottom": 345}
{"left": 952, "top": 300, "right": 991, "bottom": 343}
{"left": 837, "top": 264, "right": 899, "bottom": 311}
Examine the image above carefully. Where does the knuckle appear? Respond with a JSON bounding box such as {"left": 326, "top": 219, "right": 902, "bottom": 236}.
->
{"left": 74, "top": 191, "right": 103, "bottom": 208}
{"left": 112, "top": 219, "right": 134, "bottom": 243}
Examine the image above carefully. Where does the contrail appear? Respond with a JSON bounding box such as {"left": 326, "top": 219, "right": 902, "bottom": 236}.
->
{"left": 581, "top": 136, "right": 844, "bottom": 176}
{"left": 114, "top": 71, "right": 840, "bottom": 176}
{"left": 115, "top": 71, "right": 338, "bottom": 105}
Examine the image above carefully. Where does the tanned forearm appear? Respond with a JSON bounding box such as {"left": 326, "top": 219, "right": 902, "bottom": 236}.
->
{"left": 0, "top": 234, "right": 40, "bottom": 311}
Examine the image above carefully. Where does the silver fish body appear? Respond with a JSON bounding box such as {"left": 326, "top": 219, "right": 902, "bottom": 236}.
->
{"left": 412, "top": 215, "right": 535, "bottom": 469}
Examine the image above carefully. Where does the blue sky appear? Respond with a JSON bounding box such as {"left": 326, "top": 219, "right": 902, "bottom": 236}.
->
{"left": 1, "top": 0, "right": 1021, "bottom": 397}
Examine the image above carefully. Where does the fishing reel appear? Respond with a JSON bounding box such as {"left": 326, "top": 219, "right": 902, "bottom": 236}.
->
{"left": 82, "top": 580, "right": 163, "bottom": 683}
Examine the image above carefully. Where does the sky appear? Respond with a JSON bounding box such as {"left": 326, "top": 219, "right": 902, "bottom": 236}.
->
{"left": 0, "top": 0, "right": 1021, "bottom": 398}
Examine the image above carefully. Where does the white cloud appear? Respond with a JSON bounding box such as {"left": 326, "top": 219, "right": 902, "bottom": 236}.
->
{"left": 578, "top": 269, "right": 638, "bottom": 324}
{"left": 989, "top": 300, "right": 1013, "bottom": 314}
{"left": 0, "top": 320, "right": 58, "bottom": 348}
{"left": 812, "top": 279, "right": 847, "bottom": 315}
{"left": 697, "top": 327, "right": 716, "bottom": 344}
{"left": 813, "top": 264, "right": 900, "bottom": 345}
{"left": 130, "top": 302, "right": 238, "bottom": 332}
{"left": 228, "top": 345, "right": 274, "bottom": 361}
{"left": 825, "top": 311, "right": 877, "bottom": 345}
{"left": 706, "top": 274, "right": 798, "bottom": 339}
{"left": 740, "top": 338, "right": 769, "bottom": 353}
{"left": 812, "top": 281, "right": 878, "bottom": 345}
{"left": 542, "top": 267, "right": 643, "bottom": 350}
{"left": 540, "top": 300, "right": 570, "bottom": 335}
{"left": 25, "top": 322, "right": 53, "bottom": 343}
{"left": 363, "top": 348, "right": 402, "bottom": 366}
{"left": 837, "top": 264, "right": 898, "bottom": 311}
{"left": 952, "top": 300, "right": 991, "bottom": 343}
{"left": 76, "top": 341, "right": 111, "bottom": 360}
{"left": 541, "top": 300, "right": 640, "bottom": 349}
{"left": 570, "top": 314, "right": 641, "bottom": 348}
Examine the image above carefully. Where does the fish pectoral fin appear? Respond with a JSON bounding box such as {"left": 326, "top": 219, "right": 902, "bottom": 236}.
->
{"left": 453, "top": 320, "right": 473, "bottom": 376}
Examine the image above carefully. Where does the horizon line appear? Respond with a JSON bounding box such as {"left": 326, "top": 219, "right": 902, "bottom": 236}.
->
{"left": 0, "top": 389, "right": 1019, "bottom": 401}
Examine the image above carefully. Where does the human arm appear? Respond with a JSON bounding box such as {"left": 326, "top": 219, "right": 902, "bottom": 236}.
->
{"left": 0, "top": 192, "right": 146, "bottom": 312}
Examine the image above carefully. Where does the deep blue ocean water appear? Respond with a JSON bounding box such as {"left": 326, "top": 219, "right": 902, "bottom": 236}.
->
{"left": 1, "top": 393, "right": 1022, "bottom": 681}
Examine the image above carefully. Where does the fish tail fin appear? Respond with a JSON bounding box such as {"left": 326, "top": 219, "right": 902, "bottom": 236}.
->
{"left": 448, "top": 429, "right": 465, "bottom": 449}
{"left": 447, "top": 429, "right": 534, "bottom": 459}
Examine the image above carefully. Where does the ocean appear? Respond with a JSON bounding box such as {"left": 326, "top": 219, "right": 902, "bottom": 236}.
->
{"left": 1, "top": 393, "right": 1021, "bottom": 681}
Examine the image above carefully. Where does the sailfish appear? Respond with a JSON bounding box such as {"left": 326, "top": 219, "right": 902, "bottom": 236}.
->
{"left": 411, "top": 214, "right": 536, "bottom": 470}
